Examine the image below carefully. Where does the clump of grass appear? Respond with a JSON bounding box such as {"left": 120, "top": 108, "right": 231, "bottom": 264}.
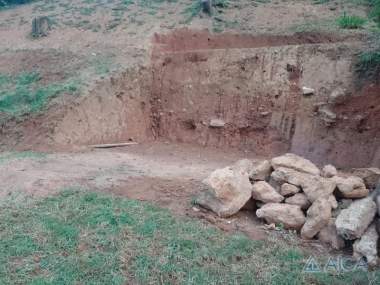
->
{"left": 0, "top": 151, "right": 47, "bottom": 164}
{"left": 0, "top": 188, "right": 378, "bottom": 284}
{"left": 355, "top": 49, "right": 380, "bottom": 83}
{"left": 369, "top": 0, "right": 380, "bottom": 25}
{"left": 337, "top": 13, "right": 367, "bottom": 29}
{"left": 0, "top": 71, "right": 80, "bottom": 117}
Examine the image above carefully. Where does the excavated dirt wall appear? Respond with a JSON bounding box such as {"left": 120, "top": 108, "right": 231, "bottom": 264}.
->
{"left": 5, "top": 29, "right": 379, "bottom": 168}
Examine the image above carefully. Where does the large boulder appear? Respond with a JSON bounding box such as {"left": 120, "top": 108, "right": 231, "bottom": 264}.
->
{"left": 334, "top": 176, "right": 369, "bottom": 199}
{"left": 335, "top": 197, "right": 377, "bottom": 240}
{"left": 353, "top": 224, "right": 379, "bottom": 267}
{"left": 256, "top": 203, "right": 306, "bottom": 230}
{"left": 280, "top": 183, "right": 300, "bottom": 196}
{"left": 271, "top": 167, "right": 336, "bottom": 202}
{"left": 352, "top": 168, "right": 380, "bottom": 190}
{"left": 321, "top": 164, "right": 337, "bottom": 178}
{"left": 301, "top": 197, "right": 332, "bottom": 239}
{"left": 252, "top": 181, "right": 284, "bottom": 203}
{"left": 196, "top": 166, "right": 252, "bottom": 217}
{"left": 271, "top": 153, "right": 320, "bottom": 176}
{"left": 318, "top": 219, "right": 345, "bottom": 250}
{"left": 285, "top": 193, "right": 310, "bottom": 210}
{"left": 249, "top": 160, "right": 272, "bottom": 181}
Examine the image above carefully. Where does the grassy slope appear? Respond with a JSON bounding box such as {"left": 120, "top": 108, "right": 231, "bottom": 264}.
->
{"left": 0, "top": 189, "right": 378, "bottom": 285}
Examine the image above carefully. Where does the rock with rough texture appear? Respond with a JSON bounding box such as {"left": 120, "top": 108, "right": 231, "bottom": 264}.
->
{"left": 271, "top": 167, "right": 335, "bottom": 202}
{"left": 285, "top": 193, "right": 310, "bottom": 210}
{"left": 321, "top": 165, "right": 337, "bottom": 178}
{"left": 352, "top": 168, "right": 380, "bottom": 189}
{"left": 318, "top": 219, "right": 345, "bottom": 250}
{"left": 327, "top": 195, "right": 338, "bottom": 209}
{"left": 335, "top": 197, "right": 377, "bottom": 240}
{"left": 196, "top": 166, "right": 252, "bottom": 217}
{"left": 328, "top": 87, "right": 350, "bottom": 105}
{"left": 232, "top": 159, "right": 254, "bottom": 176}
{"left": 280, "top": 183, "right": 300, "bottom": 196}
{"left": 353, "top": 224, "right": 378, "bottom": 267}
{"left": 256, "top": 203, "right": 306, "bottom": 230}
{"left": 249, "top": 160, "right": 272, "bottom": 181}
{"left": 301, "top": 197, "right": 332, "bottom": 239}
{"left": 271, "top": 153, "right": 320, "bottom": 175}
{"left": 252, "top": 181, "right": 284, "bottom": 203}
{"left": 334, "top": 176, "right": 369, "bottom": 198}
{"left": 209, "top": 118, "right": 225, "bottom": 128}
{"left": 318, "top": 106, "right": 337, "bottom": 127}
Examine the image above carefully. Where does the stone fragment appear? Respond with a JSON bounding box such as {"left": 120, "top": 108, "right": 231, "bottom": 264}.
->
{"left": 209, "top": 118, "right": 225, "bottom": 128}
{"left": 271, "top": 153, "right": 320, "bottom": 175}
{"left": 353, "top": 224, "right": 378, "bottom": 267}
{"left": 256, "top": 203, "right": 306, "bottom": 230}
{"left": 335, "top": 197, "right": 377, "bottom": 240}
{"left": 334, "top": 176, "right": 369, "bottom": 198}
{"left": 321, "top": 164, "right": 337, "bottom": 178}
{"left": 302, "top": 86, "right": 315, "bottom": 96}
{"left": 280, "top": 183, "right": 300, "bottom": 196}
{"left": 301, "top": 197, "right": 332, "bottom": 239}
{"left": 252, "top": 181, "right": 284, "bottom": 203}
{"left": 249, "top": 160, "right": 272, "bottom": 181}
{"left": 285, "top": 193, "right": 310, "bottom": 210}
{"left": 352, "top": 168, "right": 380, "bottom": 189}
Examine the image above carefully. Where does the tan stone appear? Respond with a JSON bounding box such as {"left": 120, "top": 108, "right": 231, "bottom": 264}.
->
{"left": 249, "top": 160, "right": 272, "bottom": 181}
{"left": 252, "top": 181, "right": 284, "bottom": 203}
{"left": 280, "top": 183, "right": 300, "bottom": 196}
{"left": 196, "top": 166, "right": 252, "bottom": 217}
{"left": 256, "top": 203, "right": 306, "bottom": 230}
{"left": 334, "top": 176, "right": 369, "bottom": 198}
{"left": 285, "top": 193, "right": 310, "bottom": 210}
{"left": 301, "top": 197, "right": 332, "bottom": 239}
{"left": 271, "top": 153, "right": 320, "bottom": 175}
{"left": 352, "top": 168, "right": 380, "bottom": 189}
{"left": 321, "top": 164, "right": 337, "bottom": 178}
{"left": 318, "top": 219, "right": 345, "bottom": 250}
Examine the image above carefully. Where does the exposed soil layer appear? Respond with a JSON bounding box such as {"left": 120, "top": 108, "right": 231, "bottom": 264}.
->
{"left": 1, "top": 29, "right": 379, "bottom": 168}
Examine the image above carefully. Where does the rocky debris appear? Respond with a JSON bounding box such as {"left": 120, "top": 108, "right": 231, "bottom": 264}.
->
{"left": 318, "top": 106, "right": 337, "bottom": 127}
{"left": 252, "top": 181, "right": 284, "bottom": 203}
{"left": 352, "top": 168, "right": 380, "bottom": 189}
{"left": 249, "top": 160, "right": 272, "bottom": 181}
{"left": 271, "top": 153, "right": 320, "bottom": 176}
{"left": 335, "top": 197, "right": 377, "bottom": 240}
{"left": 209, "top": 118, "right": 225, "bottom": 128}
{"left": 285, "top": 193, "right": 310, "bottom": 210}
{"left": 353, "top": 224, "right": 379, "bottom": 267}
{"left": 301, "top": 197, "right": 332, "bottom": 239}
{"left": 318, "top": 219, "right": 345, "bottom": 250}
{"left": 256, "top": 203, "right": 306, "bottom": 230}
{"left": 198, "top": 153, "right": 380, "bottom": 262}
{"left": 302, "top": 86, "right": 315, "bottom": 96}
{"left": 321, "top": 164, "right": 337, "bottom": 178}
{"left": 280, "top": 183, "right": 300, "bottom": 196}
{"left": 271, "top": 167, "right": 335, "bottom": 202}
{"left": 196, "top": 166, "right": 251, "bottom": 217}
{"left": 334, "top": 176, "right": 369, "bottom": 199}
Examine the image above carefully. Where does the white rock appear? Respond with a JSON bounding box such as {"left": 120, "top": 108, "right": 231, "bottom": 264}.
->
{"left": 334, "top": 176, "right": 369, "bottom": 199}
{"left": 209, "top": 118, "right": 225, "bottom": 128}
{"left": 321, "top": 164, "right": 337, "bottom": 178}
{"left": 285, "top": 193, "right": 310, "bottom": 210}
{"left": 256, "top": 203, "right": 306, "bottom": 230}
{"left": 196, "top": 166, "right": 252, "bottom": 217}
{"left": 302, "top": 86, "right": 315, "bottom": 96}
{"left": 301, "top": 197, "right": 332, "bottom": 239}
{"left": 252, "top": 181, "right": 284, "bottom": 203}
{"left": 335, "top": 197, "right": 377, "bottom": 240}
{"left": 280, "top": 183, "right": 300, "bottom": 196}
{"left": 271, "top": 153, "right": 320, "bottom": 176}
{"left": 353, "top": 224, "right": 378, "bottom": 267}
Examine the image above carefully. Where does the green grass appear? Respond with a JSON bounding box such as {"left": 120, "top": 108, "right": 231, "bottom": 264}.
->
{"left": 0, "top": 151, "right": 47, "bottom": 164}
{"left": 337, "top": 13, "right": 367, "bottom": 29}
{"left": 0, "top": 188, "right": 378, "bottom": 284}
{"left": 0, "top": 71, "right": 80, "bottom": 117}
{"left": 355, "top": 48, "right": 380, "bottom": 82}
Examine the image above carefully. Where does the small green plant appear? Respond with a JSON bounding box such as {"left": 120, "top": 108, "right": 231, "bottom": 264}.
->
{"left": 337, "top": 13, "right": 366, "bottom": 29}
{"left": 369, "top": 0, "right": 380, "bottom": 25}
{"left": 355, "top": 49, "right": 380, "bottom": 83}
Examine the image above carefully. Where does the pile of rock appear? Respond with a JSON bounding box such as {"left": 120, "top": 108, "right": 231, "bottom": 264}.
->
{"left": 196, "top": 153, "right": 380, "bottom": 266}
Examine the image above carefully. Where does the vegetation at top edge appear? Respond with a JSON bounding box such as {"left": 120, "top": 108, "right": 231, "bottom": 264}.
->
{"left": 0, "top": 188, "right": 379, "bottom": 285}
{"left": 0, "top": 0, "right": 36, "bottom": 8}
{"left": 0, "top": 71, "right": 80, "bottom": 118}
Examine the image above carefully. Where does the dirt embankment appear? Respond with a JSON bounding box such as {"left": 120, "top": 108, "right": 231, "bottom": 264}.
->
{"left": 2, "top": 29, "right": 379, "bottom": 168}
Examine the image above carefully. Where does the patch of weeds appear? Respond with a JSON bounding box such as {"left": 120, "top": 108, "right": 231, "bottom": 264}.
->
{"left": 369, "top": 0, "right": 380, "bottom": 25}
{"left": 0, "top": 189, "right": 378, "bottom": 284}
{"left": 0, "top": 71, "right": 80, "bottom": 117}
{"left": 337, "top": 13, "right": 367, "bottom": 29}
{"left": 355, "top": 48, "right": 380, "bottom": 83}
